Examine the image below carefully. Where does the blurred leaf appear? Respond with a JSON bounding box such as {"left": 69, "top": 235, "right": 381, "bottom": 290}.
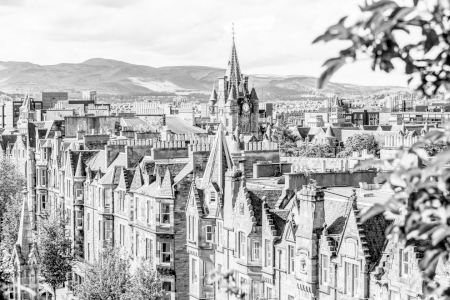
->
{"left": 362, "top": 0, "right": 398, "bottom": 12}
{"left": 391, "top": 7, "right": 415, "bottom": 21}
{"left": 424, "top": 28, "right": 439, "bottom": 53}
{"left": 317, "top": 58, "right": 345, "bottom": 89}
{"left": 431, "top": 226, "right": 450, "bottom": 246}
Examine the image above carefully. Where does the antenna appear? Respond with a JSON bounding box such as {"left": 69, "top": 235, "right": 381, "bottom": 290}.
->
{"left": 232, "top": 23, "right": 235, "bottom": 40}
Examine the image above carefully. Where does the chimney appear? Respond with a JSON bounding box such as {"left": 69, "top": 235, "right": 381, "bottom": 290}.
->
{"left": 223, "top": 167, "right": 241, "bottom": 229}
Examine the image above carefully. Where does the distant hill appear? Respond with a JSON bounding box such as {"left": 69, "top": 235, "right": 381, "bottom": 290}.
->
{"left": 0, "top": 58, "right": 410, "bottom": 100}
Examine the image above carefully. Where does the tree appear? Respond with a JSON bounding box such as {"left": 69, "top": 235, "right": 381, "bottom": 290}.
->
{"left": 74, "top": 247, "right": 131, "bottom": 300}
{"left": 0, "top": 158, "right": 25, "bottom": 284}
{"left": 271, "top": 125, "right": 301, "bottom": 156}
{"left": 38, "top": 212, "right": 74, "bottom": 299}
{"left": 0, "top": 194, "right": 22, "bottom": 284}
{"left": 315, "top": 0, "right": 450, "bottom": 297}
{"left": 423, "top": 140, "right": 449, "bottom": 157}
{"left": 337, "top": 134, "right": 380, "bottom": 158}
{"left": 123, "top": 260, "right": 165, "bottom": 300}
{"left": 296, "top": 143, "right": 335, "bottom": 158}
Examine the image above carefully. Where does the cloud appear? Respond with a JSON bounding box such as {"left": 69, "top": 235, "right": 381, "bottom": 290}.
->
{"left": 0, "top": 0, "right": 409, "bottom": 86}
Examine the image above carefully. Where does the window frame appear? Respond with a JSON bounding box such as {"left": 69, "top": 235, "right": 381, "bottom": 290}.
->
{"left": 252, "top": 241, "right": 260, "bottom": 260}
{"left": 161, "top": 242, "right": 171, "bottom": 263}
{"left": 205, "top": 225, "right": 213, "bottom": 242}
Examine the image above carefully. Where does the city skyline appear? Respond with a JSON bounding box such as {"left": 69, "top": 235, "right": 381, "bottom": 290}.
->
{"left": 0, "top": 0, "right": 411, "bottom": 87}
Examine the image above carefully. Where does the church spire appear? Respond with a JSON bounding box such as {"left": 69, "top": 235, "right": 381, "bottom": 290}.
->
{"left": 16, "top": 188, "right": 32, "bottom": 257}
{"left": 225, "top": 36, "right": 242, "bottom": 92}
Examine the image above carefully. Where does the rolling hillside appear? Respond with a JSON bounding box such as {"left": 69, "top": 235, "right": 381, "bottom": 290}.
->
{"left": 0, "top": 58, "right": 410, "bottom": 100}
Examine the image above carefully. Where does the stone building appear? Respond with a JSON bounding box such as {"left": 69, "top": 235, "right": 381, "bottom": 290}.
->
{"left": 208, "top": 38, "right": 260, "bottom": 136}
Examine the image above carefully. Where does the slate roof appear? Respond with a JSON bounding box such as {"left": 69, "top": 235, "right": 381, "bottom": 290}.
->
{"left": 249, "top": 189, "right": 282, "bottom": 209}
{"left": 268, "top": 209, "right": 290, "bottom": 236}
{"left": 361, "top": 211, "right": 392, "bottom": 270}
{"left": 248, "top": 191, "right": 264, "bottom": 226}
{"left": 324, "top": 199, "right": 350, "bottom": 235}
{"left": 99, "top": 166, "right": 123, "bottom": 185}
{"left": 165, "top": 116, "right": 207, "bottom": 134}
{"left": 86, "top": 150, "right": 107, "bottom": 173}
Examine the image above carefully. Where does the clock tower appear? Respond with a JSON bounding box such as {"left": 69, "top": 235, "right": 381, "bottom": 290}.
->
{"left": 209, "top": 38, "right": 260, "bottom": 135}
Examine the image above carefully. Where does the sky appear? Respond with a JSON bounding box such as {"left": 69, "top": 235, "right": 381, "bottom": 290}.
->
{"left": 0, "top": 0, "right": 411, "bottom": 87}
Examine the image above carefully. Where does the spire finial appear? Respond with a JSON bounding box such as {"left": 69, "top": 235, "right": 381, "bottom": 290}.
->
{"left": 232, "top": 23, "right": 235, "bottom": 40}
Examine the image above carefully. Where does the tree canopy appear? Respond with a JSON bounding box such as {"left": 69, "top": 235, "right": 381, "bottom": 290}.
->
{"left": 74, "top": 247, "right": 164, "bottom": 300}
{"left": 38, "top": 212, "right": 74, "bottom": 298}
{"left": 337, "top": 133, "right": 380, "bottom": 158}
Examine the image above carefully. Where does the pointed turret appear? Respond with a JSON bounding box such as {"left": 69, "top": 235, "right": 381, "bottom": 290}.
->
{"left": 225, "top": 38, "right": 242, "bottom": 90}
{"left": 130, "top": 165, "right": 144, "bottom": 192}
{"left": 159, "top": 168, "right": 174, "bottom": 197}
{"left": 75, "top": 153, "right": 86, "bottom": 179}
{"left": 201, "top": 123, "right": 233, "bottom": 189}
{"left": 16, "top": 189, "right": 32, "bottom": 258}
{"left": 250, "top": 87, "right": 259, "bottom": 101}
{"left": 324, "top": 125, "right": 335, "bottom": 139}
{"left": 227, "top": 85, "right": 237, "bottom": 102}
{"left": 209, "top": 86, "right": 217, "bottom": 102}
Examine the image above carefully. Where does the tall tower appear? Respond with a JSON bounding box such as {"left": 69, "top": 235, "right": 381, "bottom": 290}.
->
{"left": 209, "top": 36, "right": 260, "bottom": 136}
{"left": 17, "top": 95, "right": 36, "bottom": 135}
{"left": 295, "top": 184, "right": 325, "bottom": 298}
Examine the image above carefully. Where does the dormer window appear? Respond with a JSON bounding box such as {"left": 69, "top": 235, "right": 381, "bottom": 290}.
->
{"left": 346, "top": 239, "right": 357, "bottom": 258}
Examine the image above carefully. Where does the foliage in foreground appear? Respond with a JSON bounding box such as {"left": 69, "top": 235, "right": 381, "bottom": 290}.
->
{"left": 38, "top": 212, "right": 74, "bottom": 297}
{"left": 74, "top": 247, "right": 164, "bottom": 300}
{"left": 314, "top": 0, "right": 450, "bottom": 297}
{"left": 0, "top": 158, "right": 26, "bottom": 284}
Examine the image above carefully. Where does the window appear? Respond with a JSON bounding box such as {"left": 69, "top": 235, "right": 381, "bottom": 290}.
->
{"left": 204, "top": 262, "right": 214, "bottom": 286}
{"left": 218, "top": 264, "right": 222, "bottom": 287}
{"left": 353, "top": 264, "right": 359, "bottom": 296}
{"left": 240, "top": 278, "right": 248, "bottom": 300}
{"left": 87, "top": 213, "right": 90, "bottom": 230}
{"left": 87, "top": 243, "right": 90, "bottom": 261}
{"left": 205, "top": 225, "right": 213, "bottom": 242}
{"left": 345, "top": 262, "right": 352, "bottom": 294}
{"left": 192, "top": 259, "right": 198, "bottom": 283}
{"left": 390, "top": 291, "right": 400, "bottom": 300}
{"left": 161, "top": 204, "right": 170, "bottom": 224}
{"left": 162, "top": 282, "right": 171, "bottom": 292}
{"left": 161, "top": 242, "right": 171, "bottom": 263}
{"left": 135, "top": 197, "right": 139, "bottom": 221}
{"left": 41, "top": 170, "right": 46, "bottom": 186}
{"left": 252, "top": 281, "right": 260, "bottom": 300}
{"left": 266, "top": 287, "right": 273, "bottom": 299}
{"left": 218, "top": 223, "right": 223, "bottom": 246}
{"left": 146, "top": 201, "right": 150, "bottom": 223}
{"left": 289, "top": 245, "right": 295, "bottom": 274}
{"left": 345, "top": 262, "right": 359, "bottom": 296}
{"left": 135, "top": 233, "right": 139, "bottom": 256}
{"left": 119, "top": 225, "right": 123, "bottom": 245}
{"left": 145, "top": 238, "right": 153, "bottom": 260}
{"left": 76, "top": 211, "right": 83, "bottom": 227}
{"left": 76, "top": 189, "right": 83, "bottom": 198}
{"left": 210, "top": 191, "right": 216, "bottom": 202}
{"left": 239, "top": 232, "right": 246, "bottom": 259}
{"left": 399, "top": 249, "right": 409, "bottom": 277}
{"left": 265, "top": 240, "right": 271, "bottom": 267}
{"left": 252, "top": 241, "right": 260, "bottom": 260}
{"left": 288, "top": 296, "right": 294, "bottom": 300}
{"left": 98, "top": 221, "right": 102, "bottom": 240}
{"left": 41, "top": 194, "right": 47, "bottom": 211}
{"left": 321, "top": 255, "right": 330, "bottom": 285}
{"left": 347, "top": 240, "right": 357, "bottom": 258}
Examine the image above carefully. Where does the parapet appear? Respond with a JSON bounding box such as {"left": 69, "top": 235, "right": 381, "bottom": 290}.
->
{"left": 243, "top": 141, "right": 278, "bottom": 151}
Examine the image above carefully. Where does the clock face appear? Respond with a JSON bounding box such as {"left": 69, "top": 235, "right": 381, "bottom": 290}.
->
{"left": 243, "top": 103, "right": 250, "bottom": 113}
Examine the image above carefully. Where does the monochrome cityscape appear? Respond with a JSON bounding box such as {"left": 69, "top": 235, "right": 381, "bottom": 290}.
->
{"left": 2, "top": 1, "right": 450, "bottom": 300}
